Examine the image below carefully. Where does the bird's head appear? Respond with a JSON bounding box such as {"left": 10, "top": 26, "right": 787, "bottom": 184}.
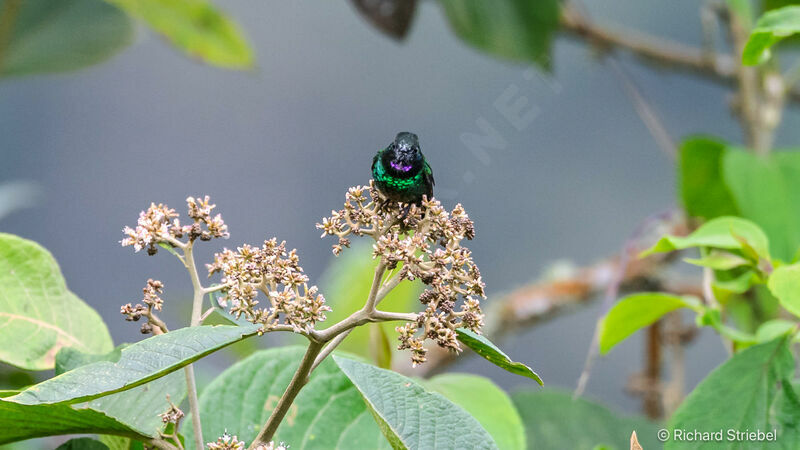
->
{"left": 386, "top": 131, "right": 422, "bottom": 172}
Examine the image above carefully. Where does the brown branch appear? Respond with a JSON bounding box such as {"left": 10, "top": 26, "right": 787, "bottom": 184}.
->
{"left": 559, "top": 4, "right": 800, "bottom": 106}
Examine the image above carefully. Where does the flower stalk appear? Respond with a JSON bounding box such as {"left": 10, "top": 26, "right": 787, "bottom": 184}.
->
{"left": 121, "top": 185, "right": 484, "bottom": 450}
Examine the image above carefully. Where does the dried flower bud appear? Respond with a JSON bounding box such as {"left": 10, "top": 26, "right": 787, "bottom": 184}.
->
{"left": 253, "top": 442, "right": 289, "bottom": 450}
{"left": 159, "top": 399, "right": 184, "bottom": 424}
{"left": 207, "top": 432, "right": 245, "bottom": 450}
{"left": 320, "top": 182, "right": 486, "bottom": 365}
{"left": 208, "top": 239, "right": 330, "bottom": 333}
{"left": 121, "top": 196, "right": 228, "bottom": 254}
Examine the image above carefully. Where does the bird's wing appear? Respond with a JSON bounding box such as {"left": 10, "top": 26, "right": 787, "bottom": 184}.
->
{"left": 424, "top": 161, "right": 435, "bottom": 186}
{"left": 424, "top": 161, "right": 435, "bottom": 199}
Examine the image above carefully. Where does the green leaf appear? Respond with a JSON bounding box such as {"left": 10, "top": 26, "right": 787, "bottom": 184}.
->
{"left": 0, "top": 233, "right": 113, "bottom": 370}
{"left": 774, "top": 379, "right": 800, "bottom": 448}
{"left": 743, "top": 6, "right": 800, "bottom": 65}
{"left": 667, "top": 337, "right": 794, "bottom": 449}
{"left": 55, "top": 345, "right": 126, "bottom": 376}
{"left": 696, "top": 308, "right": 757, "bottom": 346}
{"left": 599, "top": 293, "right": 702, "bottom": 354}
{"left": 334, "top": 356, "right": 498, "bottom": 449}
{"left": 369, "top": 323, "right": 393, "bottom": 370}
{"left": 4, "top": 324, "right": 258, "bottom": 405}
{"left": 455, "top": 328, "right": 543, "bottom": 384}
{"left": 684, "top": 251, "right": 750, "bottom": 270}
{"left": 105, "top": 0, "right": 254, "bottom": 69}
{"left": 423, "top": 374, "right": 525, "bottom": 450}
{"left": 768, "top": 263, "right": 800, "bottom": 317}
{"left": 98, "top": 435, "right": 144, "bottom": 450}
{"left": 756, "top": 319, "right": 797, "bottom": 343}
{"left": 0, "top": 0, "right": 133, "bottom": 77}
{"left": 55, "top": 438, "right": 109, "bottom": 450}
{"left": 678, "top": 137, "right": 738, "bottom": 220}
{"left": 317, "top": 242, "right": 422, "bottom": 361}
{"left": 0, "top": 345, "right": 185, "bottom": 444}
{"left": 438, "top": 0, "right": 560, "bottom": 69}
{"left": 185, "top": 347, "right": 390, "bottom": 448}
{"left": 512, "top": 389, "right": 661, "bottom": 450}
{"left": 712, "top": 270, "right": 759, "bottom": 296}
{"left": 641, "top": 216, "right": 770, "bottom": 260}
{"left": 723, "top": 149, "right": 800, "bottom": 261}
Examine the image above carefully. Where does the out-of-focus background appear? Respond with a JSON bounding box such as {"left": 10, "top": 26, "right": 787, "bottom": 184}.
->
{"left": 2, "top": 0, "right": 799, "bottom": 433}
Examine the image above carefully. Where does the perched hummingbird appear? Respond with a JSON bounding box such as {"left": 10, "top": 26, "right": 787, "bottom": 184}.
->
{"left": 371, "top": 132, "right": 435, "bottom": 207}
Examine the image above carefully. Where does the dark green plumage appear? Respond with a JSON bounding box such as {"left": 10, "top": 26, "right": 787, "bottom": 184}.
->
{"left": 371, "top": 132, "right": 435, "bottom": 205}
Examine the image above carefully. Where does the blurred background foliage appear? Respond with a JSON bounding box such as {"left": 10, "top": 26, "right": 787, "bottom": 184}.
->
{"left": 3, "top": 0, "right": 800, "bottom": 448}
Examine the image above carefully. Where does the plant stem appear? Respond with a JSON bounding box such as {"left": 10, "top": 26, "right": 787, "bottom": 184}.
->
{"left": 249, "top": 340, "right": 324, "bottom": 448}
{"left": 311, "top": 329, "right": 353, "bottom": 372}
{"left": 0, "top": 0, "right": 21, "bottom": 74}
{"left": 248, "top": 260, "right": 414, "bottom": 448}
{"left": 182, "top": 242, "right": 205, "bottom": 450}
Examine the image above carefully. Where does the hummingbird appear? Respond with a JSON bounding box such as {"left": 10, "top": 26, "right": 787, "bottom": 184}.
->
{"left": 371, "top": 132, "right": 435, "bottom": 208}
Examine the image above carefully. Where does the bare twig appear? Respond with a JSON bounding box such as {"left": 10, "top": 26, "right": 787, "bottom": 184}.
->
{"left": 607, "top": 57, "right": 676, "bottom": 158}
{"left": 560, "top": 3, "right": 800, "bottom": 106}
{"left": 561, "top": 4, "right": 735, "bottom": 80}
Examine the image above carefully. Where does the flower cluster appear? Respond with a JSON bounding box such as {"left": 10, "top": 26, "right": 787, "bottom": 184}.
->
{"left": 207, "top": 433, "right": 287, "bottom": 450}
{"left": 207, "top": 238, "right": 330, "bottom": 333}
{"left": 120, "top": 279, "right": 167, "bottom": 334}
{"left": 206, "top": 433, "right": 244, "bottom": 450}
{"left": 121, "top": 196, "right": 228, "bottom": 255}
{"left": 159, "top": 397, "right": 184, "bottom": 424}
{"left": 318, "top": 182, "right": 485, "bottom": 366}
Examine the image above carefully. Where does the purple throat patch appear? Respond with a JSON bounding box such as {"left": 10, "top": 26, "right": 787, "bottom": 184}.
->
{"left": 390, "top": 161, "right": 414, "bottom": 172}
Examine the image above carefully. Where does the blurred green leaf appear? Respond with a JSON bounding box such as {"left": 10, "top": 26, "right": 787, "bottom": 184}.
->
{"left": 768, "top": 263, "right": 800, "bottom": 317}
{"left": 723, "top": 149, "right": 800, "bottom": 261}
{"left": 106, "top": 0, "right": 253, "bottom": 69}
{"left": 55, "top": 438, "right": 109, "bottom": 450}
{"left": 712, "top": 270, "right": 759, "bottom": 296}
{"left": 0, "top": 0, "right": 133, "bottom": 77}
{"left": 423, "top": 374, "right": 525, "bottom": 450}
{"left": 599, "top": 293, "right": 702, "bottom": 354}
{"left": 696, "top": 308, "right": 757, "bottom": 346}
{"left": 667, "top": 337, "right": 794, "bottom": 449}
{"left": 185, "top": 347, "right": 390, "bottom": 448}
{"left": 641, "top": 216, "right": 770, "bottom": 260}
{"left": 369, "top": 323, "right": 392, "bottom": 369}
{"left": 512, "top": 389, "right": 660, "bottom": 450}
{"left": 318, "top": 242, "right": 422, "bottom": 361}
{"left": 678, "top": 137, "right": 739, "bottom": 220}
{"left": 756, "top": 319, "right": 797, "bottom": 343}
{"left": 684, "top": 251, "right": 750, "bottom": 270}
{"left": 334, "top": 355, "right": 498, "bottom": 449}
{"left": 455, "top": 328, "right": 542, "bottom": 384}
{"left": 0, "top": 233, "right": 113, "bottom": 370}
{"left": 743, "top": 6, "right": 800, "bottom": 65}
{"left": 98, "top": 435, "right": 144, "bottom": 450}
{"left": 438, "top": 0, "right": 560, "bottom": 69}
